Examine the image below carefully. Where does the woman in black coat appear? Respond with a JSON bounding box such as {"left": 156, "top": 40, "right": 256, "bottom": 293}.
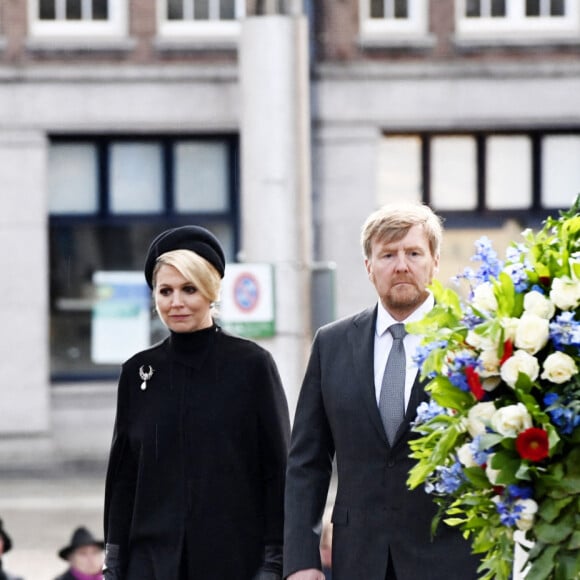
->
{"left": 103, "top": 226, "right": 291, "bottom": 580}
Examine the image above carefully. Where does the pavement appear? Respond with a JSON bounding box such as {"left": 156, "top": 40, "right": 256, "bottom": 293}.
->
{"left": 0, "top": 464, "right": 107, "bottom": 580}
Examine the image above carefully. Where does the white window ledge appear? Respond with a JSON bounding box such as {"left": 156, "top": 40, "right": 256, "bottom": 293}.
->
{"left": 358, "top": 33, "right": 436, "bottom": 50}
{"left": 452, "top": 34, "right": 580, "bottom": 49}
{"left": 153, "top": 37, "right": 238, "bottom": 52}
{"left": 25, "top": 38, "right": 137, "bottom": 53}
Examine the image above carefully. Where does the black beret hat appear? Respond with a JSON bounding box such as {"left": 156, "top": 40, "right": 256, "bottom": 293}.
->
{"left": 58, "top": 526, "right": 104, "bottom": 560}
{"left": 144, "top": 225, "right": 226, "bottom": 288}
{"left": 0, "top": 519, "right": 13, "bottom": 553}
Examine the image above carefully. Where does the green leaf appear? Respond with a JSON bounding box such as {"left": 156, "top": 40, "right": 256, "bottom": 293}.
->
{"left": 538, "top": 496, "right": 575, "bottom": 524}
{"left": 567, "top": 530, "right": 580, "bottom": 551}
{"left": 555, "top": 552, "right": 580, "bottom": 580}
{"left": 534, "top": 511, "right": 575, "bottom": 544}
{"left": 525, "top": 544, "right": 560, "bottom": 580}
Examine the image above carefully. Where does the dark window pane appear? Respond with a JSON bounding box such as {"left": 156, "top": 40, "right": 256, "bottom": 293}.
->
{"left": 526, "top": 0, "right": 540, "bottom": 16}
{"left": 491, "top": 0, "right": 506, "bottom": 17}
{"left": 92, "top": 0, "right": 108, "bottom": 20}
{"left": 195, "top": 0, "right": 210, "bottom": 19}
{"left": 370, "top": 0, "right": 384, "bottom": 18}
{"left": 168, "top": 0, "right": 184, "bottom": 19}
{"left": 39, "top": 0, "right": 56, "bottom": 19}
{"left": 551, "top": 0, "right": 565, "bottom": 16}
{"left": 465, "top": 0, "right": 480, "bottom": 17}
{"left": 394, "top": 0, "right": 408, "bottom": 18}
{"left": 220, "top": 0, "right": 235, "bottom": 19}
{"left": 66, "top": 0, "right": 82, "bottom": 20}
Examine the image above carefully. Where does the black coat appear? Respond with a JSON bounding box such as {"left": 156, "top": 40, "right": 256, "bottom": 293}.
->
{"left": 53, "top": 571, "right": 77, "bottom": 580}
{"left": 104, "top": 325, "right": 290, "bottom": 579}
{"left": 284, "top": 307, "right": 479, "bottom": 580}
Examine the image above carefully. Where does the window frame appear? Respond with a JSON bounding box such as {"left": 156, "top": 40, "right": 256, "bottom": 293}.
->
{"left": 48, "top": 134, "right": 240, "bottom": 382}
{"left": 359, "top": 0, "right": 432, "bottom": 46}
{"left": 156, "top": 0, "right": 246, "bottom": 42}
{"left": 455, "top": 0, "right": 580, "bottom": 40}
{"left": 379, "top": 128, "right": 580, "bottom": 228}
{"left": 29, "top": 0, "right": 128, "bottom": 39}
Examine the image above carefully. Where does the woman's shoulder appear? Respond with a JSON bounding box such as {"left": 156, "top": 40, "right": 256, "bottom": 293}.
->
{"left": 217, "top": 327, "right": 272, "bottom": 359}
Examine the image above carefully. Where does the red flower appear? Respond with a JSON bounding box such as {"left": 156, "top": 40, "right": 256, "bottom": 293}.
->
{"left": 516, "top": 428, "right": 549, "bottom": 462}
{"left": 500, "top": 339, "right": 513, "bottom": 366}
{"left": 465, "top": 366, "right": 485, "bottom": 401}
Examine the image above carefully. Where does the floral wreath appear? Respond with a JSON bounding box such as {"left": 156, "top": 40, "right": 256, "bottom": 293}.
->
{"left": 406, "top": 195, "right": 580, "bottom": 580}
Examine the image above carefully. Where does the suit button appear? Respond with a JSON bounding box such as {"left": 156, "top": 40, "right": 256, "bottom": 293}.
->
{"left": 387, "top": 459, "right": 395, "bottom": 468}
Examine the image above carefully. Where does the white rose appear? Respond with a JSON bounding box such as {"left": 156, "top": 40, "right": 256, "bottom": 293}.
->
{"left": 501, "top": 350, "right": 540, "bottom": 388}
{"left": 490, "top": 403, "right": 532, "bottom": 437}
{"left": 478, "top": 349, "right": 500, "bottom": 378}
{"left": 523, "top": 290, "right": 556, "bottom": 320}
{"left": 457, "top": 442, "right": 478, "bottom": 468}
{"left": 514, "top": 313, "right": 550, "bottom": 355}
{"left": 472, "top": 282, "right": 498, "bottom": 313}
{"left": 482, "top": 376, "right": 501, "bottom": 392}
{"left": 550, "top": 277, "right": 580, "bottom": 311}
{"left": 467, "top": 401, "right": 496, "bottom": 437}
{"left": 515, "top": 498, "right": 538, "bottom": 531}
{"left": 485, "top": 455, "right": 501, "bottom": 484}
{"left": 466, "top": 330, "right": 496, "bottom": 351}
{"left": 501, "top": 317, "right": 520, "bottom": 342}
{"left": 541, "top": 351, "right": 578, "bottom": 384}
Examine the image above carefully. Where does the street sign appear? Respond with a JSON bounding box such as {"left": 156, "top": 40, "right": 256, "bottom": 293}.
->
{"left": 220, "top": 263, "right": 275, "bottom": 338}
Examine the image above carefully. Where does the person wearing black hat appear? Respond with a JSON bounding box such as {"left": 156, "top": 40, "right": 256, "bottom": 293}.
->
{"left": 103, "top": 226, "right": 290, "bottom": 580}
{"left": 54, "top": 526, "right": 104, "bottom": 580}
{"left": 0, "top": 519, "right": 24, "bottom": 580}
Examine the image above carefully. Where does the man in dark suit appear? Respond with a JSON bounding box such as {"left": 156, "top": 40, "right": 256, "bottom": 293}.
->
{"left": 283, "top": 201, "right": 479, "bottom": 580}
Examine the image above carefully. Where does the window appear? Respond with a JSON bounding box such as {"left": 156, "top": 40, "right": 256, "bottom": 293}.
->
{"left": 359, "top": 0, "right": 431, "bottom": 45}
{"left": 377, "top": 130, "right": 580, "bottom": 225}
{"left": 456, "top": 0, "right": 579, "bottom": 39}
{"left": 29, "top": 0, "right": 127, "bottom": 39}
{"left": 48, "top": 136, "right": 239, "bottom": 380}
{"left": 157, "top": 0, "right": 245, "bottom": 42}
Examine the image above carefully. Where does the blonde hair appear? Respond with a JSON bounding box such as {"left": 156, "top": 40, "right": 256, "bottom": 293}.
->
{"left": 152, "top": 249, "right": 221, "bottom": 303}
{"left": 361, "top": 201, "right": 443, "bottom": 259}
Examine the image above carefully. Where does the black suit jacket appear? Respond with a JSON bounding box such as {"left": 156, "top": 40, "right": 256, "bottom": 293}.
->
{"left": 283, "top": 306, "right": 478, "bottom": 580}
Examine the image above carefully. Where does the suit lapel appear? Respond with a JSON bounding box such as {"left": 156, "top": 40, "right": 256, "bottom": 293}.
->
{"left": 347, "top": 306, "right": 389, "bottom": 443}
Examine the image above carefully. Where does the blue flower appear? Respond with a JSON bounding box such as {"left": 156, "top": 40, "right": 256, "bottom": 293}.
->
{"left": 413, "top": 340, "right": 448, "bottom": 376}
{"left": 469, "top": 436, "right": 489, "bottom": 466}
{"left": 496, "top": 499, "right": 524, "bottom": 527}
{"left": 414, "top": 400, "right": 446, "bottom": 426}
{"left": 543, "top": 392, "right": 559, "bottom": 406}
{"left": 504, "top": 262, "right": 529, "bottom": 292}
{"left": 507, "top": 484, "right": 533, "bottom": 500}
{"left": 453, "top": 236, "right": 503, "bottom": 291}
{"left": 426, "top": 461, "right": 466, "bottom": 495}
{"left": 549, "top": 312, "right": 580, "bottom": 349}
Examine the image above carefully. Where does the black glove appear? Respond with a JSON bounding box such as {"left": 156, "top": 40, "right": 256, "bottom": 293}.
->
{"left": 252, "top": 544, "right": 283, "bottom": 580}
{"left": 103, "top": 543, "right": 123, "bottom": 580}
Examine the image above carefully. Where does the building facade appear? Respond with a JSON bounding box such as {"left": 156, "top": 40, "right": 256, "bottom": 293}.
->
{"left": 1, "top": 0, "right": 579, "bottom": 466}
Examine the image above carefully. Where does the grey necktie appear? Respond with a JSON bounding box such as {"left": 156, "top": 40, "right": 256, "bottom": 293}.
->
{"left": 379, "top": 323, "right": 407, "bottom": 444}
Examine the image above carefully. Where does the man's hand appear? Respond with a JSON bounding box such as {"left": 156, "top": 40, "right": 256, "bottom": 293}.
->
{"left": 287, "top": 570, "right": 326, "bottom": 580}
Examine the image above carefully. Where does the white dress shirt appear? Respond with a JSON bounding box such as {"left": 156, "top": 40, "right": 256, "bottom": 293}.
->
{"left": 373, "top": 293, "right": 435, "bottom": 409}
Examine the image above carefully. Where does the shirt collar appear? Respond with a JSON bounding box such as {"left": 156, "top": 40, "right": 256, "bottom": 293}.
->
{"left": 376, "top": 292, "right": 435, "bottom": 337}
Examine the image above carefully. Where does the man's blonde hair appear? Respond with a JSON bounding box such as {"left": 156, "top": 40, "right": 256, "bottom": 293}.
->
{"left": 152, "top": 249, "right": 221, "bottom": 303}
{"left": 361, "top": 201, "right": 443, "bottom": 259}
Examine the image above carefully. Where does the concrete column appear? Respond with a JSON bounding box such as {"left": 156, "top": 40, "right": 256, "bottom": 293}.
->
{"left": 0, "top": 130, "right": 53, "bottom": 463}
{"left": 239, "top": 14, "right": 312, "bottom": 418}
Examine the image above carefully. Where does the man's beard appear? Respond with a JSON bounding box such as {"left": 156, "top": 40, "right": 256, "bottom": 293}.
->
{"left": 384, "top": 283, "right": 426, "bottom": 312}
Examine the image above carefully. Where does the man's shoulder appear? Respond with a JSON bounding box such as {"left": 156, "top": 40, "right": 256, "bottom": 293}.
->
{"left": 316, "top": 305, "right": 376, "bottom": 337}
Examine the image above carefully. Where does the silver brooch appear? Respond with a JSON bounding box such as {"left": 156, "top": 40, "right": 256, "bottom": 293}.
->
{"left": 139, "top": 365, "right": 154, "bottom": 391}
